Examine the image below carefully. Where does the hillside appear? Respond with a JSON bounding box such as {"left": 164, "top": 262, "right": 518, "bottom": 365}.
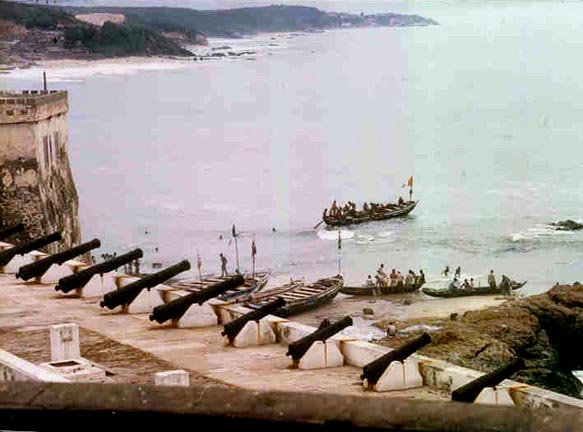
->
{"left": 67, "top": 5, "right": 437, "bottom": 38}
{"left": 0, "top": 0, "right": 193, "bottom": 67}
{"left": 0, "top": 1, "right": 437, "bottom": 68}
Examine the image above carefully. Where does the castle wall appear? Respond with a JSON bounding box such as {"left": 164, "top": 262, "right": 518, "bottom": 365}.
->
{"left": 0, "top": 90, "right": 81, "bottom": 252}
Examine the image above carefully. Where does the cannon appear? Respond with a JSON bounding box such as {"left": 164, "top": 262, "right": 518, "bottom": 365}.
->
{"left": 221, "top": 297, "right": 286, "bottom": 343}
{"left": 286, "top": 316, "right": 353, "bottom": 363}
{"left": 0, "top": 223, "right": 25, "bottom": 241}
{"left": 55, "top": 248, "right": 143, "bottom": 294}
{"left": 360, "top": 332, "right": 432, "bottom": 385}
{"left": 149, "top": 274, "right": 245, "bottom": 324}
{"left": 451, "top": 357, "right": 526, "bottom": 403}
{"left": 100, "top": 259, "right": 191, "bottom": 310}
{"left": 0, "top": 232, "right": 62, "bottom": 267}
{"left": 16, "top": 238, "right": 101, "bottom": 281}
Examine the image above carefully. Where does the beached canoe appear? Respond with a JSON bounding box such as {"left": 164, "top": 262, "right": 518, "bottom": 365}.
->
{"left": 158, "top": 271, "right": 270, "bottom": 303}
{"left": 340, "top": 279, "right": 425, "bottom": 296}
{"left": 244, "top": 275, "right": 343, "bottom": 318}
{"left": 421, "top": 277, "right": 526, "bottom": 298}
{"left": 322, "top": 200, "right": 418, "bottom": 228}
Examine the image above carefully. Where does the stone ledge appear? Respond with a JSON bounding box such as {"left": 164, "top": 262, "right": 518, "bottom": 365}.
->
{"left": 0, "top": 349, "right": 69, "bottom": 383}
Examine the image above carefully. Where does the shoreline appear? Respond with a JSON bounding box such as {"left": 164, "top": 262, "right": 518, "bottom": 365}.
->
{"left": 0, "top": 29, "right": 298, "bottom": 79}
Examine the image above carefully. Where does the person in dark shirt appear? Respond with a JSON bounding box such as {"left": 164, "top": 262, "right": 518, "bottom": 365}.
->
{"left": 220, "top": 253, "right": 228, "bottom": 277}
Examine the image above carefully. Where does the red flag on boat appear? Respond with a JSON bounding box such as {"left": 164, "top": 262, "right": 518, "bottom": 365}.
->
{"left": 408, "top": 176, "right": 413, "bottom": 188}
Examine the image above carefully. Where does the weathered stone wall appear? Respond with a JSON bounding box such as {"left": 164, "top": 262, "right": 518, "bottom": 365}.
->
{"left": 0, "top": 90, "right": 81, "bottom": 253}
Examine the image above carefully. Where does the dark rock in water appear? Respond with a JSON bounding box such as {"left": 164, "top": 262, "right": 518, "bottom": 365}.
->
{"left": 378, "top": 283, "right": 583, "bottom": 399}
{"left": 363, "top": 308, "right": 374, "bottom": 315}
{"left": 550, "top": 219, "right": 583, "bottom": 231}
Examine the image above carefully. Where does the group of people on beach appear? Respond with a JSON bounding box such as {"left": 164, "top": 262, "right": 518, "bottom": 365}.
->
{"left": 365, "top": 264, "right": 426, "bottom": 295}
{"left": 323, "top": 197, "right": 409, "bottom": 220}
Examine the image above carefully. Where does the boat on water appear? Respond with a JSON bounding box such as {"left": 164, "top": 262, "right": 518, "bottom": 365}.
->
{"left": 158, "top": 271, "right": 270, "bottom": 303}
{"left": 322, "top": 200, "right": 418, "bottom": 228}
{"left": 244, "top": 275, "right": 343, "bottom": 318}
{"left": 340, "top": 278, "right": 425, "bottom": 296}
{"left": 421, "top": 276, "right": 526, "bottom": 298}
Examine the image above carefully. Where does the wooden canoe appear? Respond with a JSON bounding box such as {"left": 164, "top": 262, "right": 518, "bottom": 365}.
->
{"left": 421, "top": 278, "right": 526, "bottom": 298}
{"left": 158, "top": 271, "right": 270, "bottom": 303}
{"left": 244, "top": 275, "right": 343, "bottom": 318}
{"left": 340, "top": 279, "right": 425, "bottom": 296}
{"left": 322, "top": 200, "right": 418, "bottom": 228}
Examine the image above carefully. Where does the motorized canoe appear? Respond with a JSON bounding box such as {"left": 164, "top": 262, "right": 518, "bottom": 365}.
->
{"left": 322, "top": 200, "right": 418, "bottom": 228}
{"left": 244, "top": 274, "right": 343, "bottom": 318}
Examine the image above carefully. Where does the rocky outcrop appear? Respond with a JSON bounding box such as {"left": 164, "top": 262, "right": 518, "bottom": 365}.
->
{"left": 550, "top": 219, "right": 583, "bottom": 231}
{"left": 376, "top": 284, "right": 583, "bottom": 398}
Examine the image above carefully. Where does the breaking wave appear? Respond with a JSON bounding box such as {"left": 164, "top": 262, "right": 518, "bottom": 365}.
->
{"left": 317, "top": 229, "right": 354, "bottom": 240}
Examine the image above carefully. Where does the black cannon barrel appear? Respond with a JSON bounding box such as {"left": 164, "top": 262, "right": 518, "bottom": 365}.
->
{"left": 221, "top": 297, "right": 286, "bottom": 343}
{"left": 317, "top": 318, "right": 331, "bottom": 331}
{"left": 0, "top": 232, "right": 62, "bottom": 267}
{"left": 451, "top": 357, "right": 526, "bottom": 403}
{"left": 360, "top": 332, "right": 432, "bottom": 385}
{"left": 16, "top": 239, "right": 101, "bottom": 281}
{"left": 286, "top": 316, "right": 353, "bottom": 362}
{"left": 0, "top": 223, "right": 25, "bottom": 241}
{"left": 100, "top": 259, "right": 191, "bottom": 310}
{"left": 149, "top": 274, "right": 245, "bottom": 324}
{"left": 55, "top": 248, "right": 143, "bottom": 294}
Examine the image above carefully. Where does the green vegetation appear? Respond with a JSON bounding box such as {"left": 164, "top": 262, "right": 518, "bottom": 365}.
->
{"left": 0, "top": 0, "right": 75, "bottom": 29}
{"left": 64, "top": 21, "right": 193, "bottom": 57}
{"left": 66, "top": 5, "right": 437, "bottom": 38}
{"left": 0, "top": 0, "right": 193, "bottom": 57}
{"left": 1, "top": 0, "right": 436, "bottom": 61}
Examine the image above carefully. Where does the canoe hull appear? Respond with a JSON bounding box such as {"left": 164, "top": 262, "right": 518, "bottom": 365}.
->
{"left": 322, "top": 201, "right": 418, "bottom": 228}
{"left": 245, "top": 275, "right": 343, "bottom": 318}
{"left": 421, "top": 281, "right": 526, "bottom": 298}
{"left": 340, "top": 281, "right": 424, "bottom": 296}
{"left": 159, "top": 271, "right": 271, "bottom": 303}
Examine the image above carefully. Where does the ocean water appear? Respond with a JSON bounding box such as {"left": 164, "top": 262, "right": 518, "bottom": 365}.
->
{"left": 4, "top": 1, "right": 583, "bottom": 294}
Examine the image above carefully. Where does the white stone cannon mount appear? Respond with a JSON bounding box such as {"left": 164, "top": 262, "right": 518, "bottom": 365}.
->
{"left": 285, "top": 317, "right": 353, "bottom": 370}
{"left": 450, "top": 357, "right": 526, "bottom": 406}
{"left": 220, "top": 298, "right": 286, "bottom": 348}
{"left": 150, "top": 275, "right": 246, "bottom": 329}
{"left": 360, "top": 333, "right": 432, "bottom": 393}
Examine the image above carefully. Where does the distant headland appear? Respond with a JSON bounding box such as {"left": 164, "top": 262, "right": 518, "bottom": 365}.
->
{"left": 0, "top": 0, "right": 437, "bottom": 70}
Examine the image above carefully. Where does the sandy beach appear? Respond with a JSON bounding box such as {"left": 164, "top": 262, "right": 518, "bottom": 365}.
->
{"left": 290, "top": 291, "right": 510, "bottom": 339}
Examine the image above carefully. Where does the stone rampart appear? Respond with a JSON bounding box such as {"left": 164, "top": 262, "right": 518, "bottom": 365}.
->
{"left": 0, "top": 90, "right": 80, "bottom": 252}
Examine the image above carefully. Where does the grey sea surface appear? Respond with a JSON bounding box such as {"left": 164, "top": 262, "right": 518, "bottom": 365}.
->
{"left": 4, "top": 1, "right": 583, "bottom": 295}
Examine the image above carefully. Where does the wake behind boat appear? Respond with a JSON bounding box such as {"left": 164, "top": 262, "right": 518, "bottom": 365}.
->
{"left": 323, "top": 200, "right": 418, "bottom": 228}
{"left": 318, "top": 176, "right": 418, "bottom": 228}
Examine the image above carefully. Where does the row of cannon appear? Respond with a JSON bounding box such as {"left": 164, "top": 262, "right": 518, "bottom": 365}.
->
{"left": 0, "top": 223, "right": 526, "bottom": 402}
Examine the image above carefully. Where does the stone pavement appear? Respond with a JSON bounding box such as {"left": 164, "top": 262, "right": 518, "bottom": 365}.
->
{"left": 0, "top": 274, "right": 448, "bottom": 400}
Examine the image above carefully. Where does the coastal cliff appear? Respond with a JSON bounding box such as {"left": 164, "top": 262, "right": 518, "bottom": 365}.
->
{"left": 376, "top": 283, "right": 583, "bottom": 399}
{"left": 0, "top": 0, "right": 437, "bottom": 69}
{"left": 70, "top": 5, "right": 437, "bottom": 39}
